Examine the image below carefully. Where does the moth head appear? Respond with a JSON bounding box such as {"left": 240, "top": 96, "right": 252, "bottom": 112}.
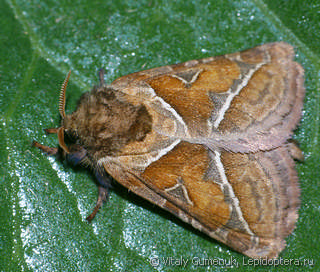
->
{"left": 53, "top": 70, "right": 90, "bottom": 167}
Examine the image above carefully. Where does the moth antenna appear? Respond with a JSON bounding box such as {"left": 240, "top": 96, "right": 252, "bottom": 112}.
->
{"left": 59, "top": 70, "right": 71, "bottom": 119}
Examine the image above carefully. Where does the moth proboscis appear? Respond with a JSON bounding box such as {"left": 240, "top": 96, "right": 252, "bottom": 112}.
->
{"left": 33, "top": 42, "right": 305, "bottom": 258}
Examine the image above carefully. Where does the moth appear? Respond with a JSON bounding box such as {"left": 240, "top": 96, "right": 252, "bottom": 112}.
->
{"left": 33, "top": 42, "right": 305, "bottom": 258}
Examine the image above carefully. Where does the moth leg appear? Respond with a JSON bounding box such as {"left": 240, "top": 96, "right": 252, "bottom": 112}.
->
{"left": 32, "top": 141, "right": 58, "bottom": 155}
{"left": 86, "top": 186, "right": 109, "bottom": 222}
{"left": 286, "top": 140, "right": 304, "bottom": 161}
{"left": 32, "top": 127, "right": 61, "bottom": 155}
{"left": 86, "top": 168, "right": 112, "bottom": 222}
{"left": 45, "top": 127, "right": 60, "bottom": 134}
{"left": 98, "top": 68, "right": 105, "bottom": 87}
{"left": 65, "top": 148, "right": 109, "bottom": 222}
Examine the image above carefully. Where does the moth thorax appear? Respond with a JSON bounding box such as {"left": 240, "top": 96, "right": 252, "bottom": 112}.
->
{"left": 63, "top": 88, "right": 152, "bottom": 157}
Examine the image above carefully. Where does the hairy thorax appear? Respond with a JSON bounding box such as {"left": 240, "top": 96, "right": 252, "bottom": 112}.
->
{"left": 63, "top": 86, "right": 152, "bottom": 159}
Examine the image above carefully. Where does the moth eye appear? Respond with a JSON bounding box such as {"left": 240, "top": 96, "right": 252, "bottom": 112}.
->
{"left": 64, "top": 129, "right": 78, "bottom": 143}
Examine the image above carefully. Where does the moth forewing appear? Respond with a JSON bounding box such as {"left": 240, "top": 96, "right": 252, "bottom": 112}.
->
{"left": 34, "top": 42, "right": 304, "bottom": 258}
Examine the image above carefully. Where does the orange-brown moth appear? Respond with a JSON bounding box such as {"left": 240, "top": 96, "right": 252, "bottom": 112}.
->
{"left": 33, "top": 42, "right": 305, "bottom": 258}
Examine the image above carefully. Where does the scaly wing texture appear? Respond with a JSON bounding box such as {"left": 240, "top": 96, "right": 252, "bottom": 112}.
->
{"left": 103, "top": 141, "right": 299, "bottom": 258}
{"left": 103, "top": 42, "right": 304, "bottom": 258}
{"left": 111, "top": 42, "right": 304, "bottom": 152}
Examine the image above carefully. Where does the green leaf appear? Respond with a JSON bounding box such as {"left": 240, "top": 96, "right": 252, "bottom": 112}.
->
{"left": 1, "top": 0, "right": 319, "bottom": 271}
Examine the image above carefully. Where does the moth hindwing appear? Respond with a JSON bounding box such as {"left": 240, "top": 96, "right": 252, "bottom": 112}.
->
{"left": 34, "top": 42, "right": 304, "bottom": 258}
